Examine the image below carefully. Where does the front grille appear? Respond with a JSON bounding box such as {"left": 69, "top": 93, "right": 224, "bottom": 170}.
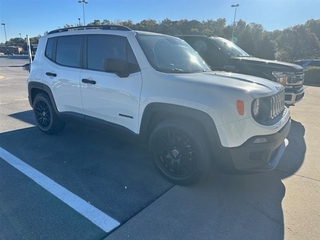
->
{"left": 285, "top": 94, "right": 292, "bottom": 101}
{"left": 270, "top": 90, "right": 285, "bottom": 119}
{"left": 254, "top": 90, "right": 286, "bottom": 125}
{"left": 295, "top": 92, "right": 304, "bottom": 101}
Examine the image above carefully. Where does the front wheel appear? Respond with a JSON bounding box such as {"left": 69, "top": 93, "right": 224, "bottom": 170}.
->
{"left": 149, "top": 120, "right": 210, "bottom": 185}
{"left": 32, "top": 92, "right": 65, "bottom": 134}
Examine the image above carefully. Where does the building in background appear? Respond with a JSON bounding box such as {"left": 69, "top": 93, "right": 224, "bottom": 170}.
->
{"left": 0, "top": 45, "right": 23, "bottom": 54}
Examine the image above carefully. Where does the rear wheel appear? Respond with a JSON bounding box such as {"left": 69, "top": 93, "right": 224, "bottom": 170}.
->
{"left": 32, "top": 92, "right": 65, "bottom": 134}
{"left": 149, "top": 119, "right": 210, "bottom": 185}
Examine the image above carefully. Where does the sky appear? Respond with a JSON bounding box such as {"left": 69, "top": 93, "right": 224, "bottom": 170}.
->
{"left": 0, "top": 0, "right": 319, "bottom": 43}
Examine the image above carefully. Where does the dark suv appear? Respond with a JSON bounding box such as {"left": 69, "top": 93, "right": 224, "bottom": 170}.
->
{"left": 178, "top": 35, "right": 305, "bottom": 106}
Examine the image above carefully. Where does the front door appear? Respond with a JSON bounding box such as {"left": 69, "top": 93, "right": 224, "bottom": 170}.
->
{"left": 80, "top": 34, "right": 142, "bottom": 133}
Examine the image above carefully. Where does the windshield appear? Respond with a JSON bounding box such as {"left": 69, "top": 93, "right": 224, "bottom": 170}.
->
{"left": 210, "top": 37, "right": 250, "bottom": 57}
{"left": 137, "top": 34, "right": 211, "bottom": 73}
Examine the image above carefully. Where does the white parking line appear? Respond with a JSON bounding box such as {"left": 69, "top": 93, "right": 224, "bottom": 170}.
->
{"left": 0, "top": 147, "right": 120, "bottom": 233}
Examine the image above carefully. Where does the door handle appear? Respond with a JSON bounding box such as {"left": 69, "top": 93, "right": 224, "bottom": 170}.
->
{"left": 46, "top": 72, "right": 57, "bottom": 77}
{"left": 82, "top": 79, "right": 96, "bottom": 84}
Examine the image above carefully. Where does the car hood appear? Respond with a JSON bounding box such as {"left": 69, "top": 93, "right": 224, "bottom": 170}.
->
{"left": 231, "top": 56, "right": 303, "bottom": 72}
{"left": 172, "top": 71, "right": 284, "bottom": 98}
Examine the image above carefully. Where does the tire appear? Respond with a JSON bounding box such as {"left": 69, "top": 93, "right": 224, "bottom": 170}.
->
{"left": 32, "top": 92, "right": 65, "bottom": 134}
{"left": 149, "top": 119, "right": 210, "bottom": 185}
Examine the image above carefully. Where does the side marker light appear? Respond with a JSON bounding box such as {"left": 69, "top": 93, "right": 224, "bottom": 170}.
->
{"left": 236, "top": 100, "right": 244, "bottom": 115}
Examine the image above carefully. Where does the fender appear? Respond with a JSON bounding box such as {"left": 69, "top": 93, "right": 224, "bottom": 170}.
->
{"left": 139, "top": 102, "right": 222, "bottom": 150}
{"left": 139, "top": 103, "right": 243, "bottom": 172}
{"left": 28, "top": 81, "right": 57, "bottom": 111}
{"left": 28, "top": 81, "right": 86, "bottom": 125}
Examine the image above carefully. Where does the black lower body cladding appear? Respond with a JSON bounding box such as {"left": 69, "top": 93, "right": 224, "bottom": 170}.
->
{"left": 216, "top": 119, "right": 291, "bottom": 174}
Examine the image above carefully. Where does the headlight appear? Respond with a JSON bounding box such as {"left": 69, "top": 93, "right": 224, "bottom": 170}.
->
{"left": 252, "top": 98, "right": 260, "bottom": 117}
{"left": 272, "top": 71, "right": 287, "bottom": 85}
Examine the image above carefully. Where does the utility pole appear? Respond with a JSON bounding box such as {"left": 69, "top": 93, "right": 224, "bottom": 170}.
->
{"left": 1, "top": 23, "right": 7, "bottom": 44}
{"left": 231, "top": 4, "right": 239, "bottom": 42}
{"left": 78, "top": 0, "right": 88, "bottom": 26}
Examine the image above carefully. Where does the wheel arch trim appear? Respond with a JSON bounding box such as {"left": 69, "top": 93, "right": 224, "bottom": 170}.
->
{"left": 139, "top": 102, "right": 222, "bottom": 150}
{"left": 28, "top": 82, "right": 59, "bottom": 114}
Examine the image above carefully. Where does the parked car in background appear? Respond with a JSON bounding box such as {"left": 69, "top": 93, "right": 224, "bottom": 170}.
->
{"left": 294, "top": 59, "right": 320, "bottom": 69}
{"left": 177, "top": 35, "right": 305, "bottom": 106}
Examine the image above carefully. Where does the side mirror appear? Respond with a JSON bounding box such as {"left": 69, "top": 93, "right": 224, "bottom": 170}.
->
{"left": 103, "top": 58, "right": 129, "bottom": 78}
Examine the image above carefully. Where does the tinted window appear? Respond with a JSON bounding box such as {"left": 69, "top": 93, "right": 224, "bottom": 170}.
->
{"left": 211, "top": 37, "right": 250, "bottom": 57}
{"left": 56, "top": 36, "right": 82, "bottom": 68}
{"left": 87, "top": 35, "right": 139, "bottom": 73}
{"left": 45, "top": 38, "right": 55, "bottom": 61}
{"left": 193, "top": 40, "right": 208, "bottom": 56}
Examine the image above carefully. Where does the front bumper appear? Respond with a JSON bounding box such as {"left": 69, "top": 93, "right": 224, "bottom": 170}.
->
{"left": 285, "top": 85, "right": 304, "bottom": 105}
{"left": 217, "top": 118, "right": 291, "bottom": 174}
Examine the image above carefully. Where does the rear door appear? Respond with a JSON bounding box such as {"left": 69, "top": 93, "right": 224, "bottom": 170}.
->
{"left": 43, "top": 35, "right": 84, "bottom": 114}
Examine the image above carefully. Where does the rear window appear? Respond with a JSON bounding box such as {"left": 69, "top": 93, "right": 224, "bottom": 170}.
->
{"left": 45, "top": 38, "right": 55, "bottom": 61}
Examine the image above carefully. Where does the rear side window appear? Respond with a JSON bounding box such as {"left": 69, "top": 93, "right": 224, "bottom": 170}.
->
{"left": 45, "top": 38, "right": 55, "bottom": 61}
{"left": 87, "top": 35, "right": 139, "bottom": 73}
{"left": 56, "top": 36, "right": 82, "bottom": 68}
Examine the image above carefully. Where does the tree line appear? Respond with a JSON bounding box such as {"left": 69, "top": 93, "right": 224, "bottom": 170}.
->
{"left": 3, "top": 18, "right": 320, "bottom": 62}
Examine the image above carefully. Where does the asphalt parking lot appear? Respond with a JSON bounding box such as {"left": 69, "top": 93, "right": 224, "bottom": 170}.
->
{"left": 0, "top": 58, "right": 319, "bottom": 240}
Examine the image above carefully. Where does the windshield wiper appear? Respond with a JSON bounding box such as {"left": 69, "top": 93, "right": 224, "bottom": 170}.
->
{"left": 160, "top": 67, "right": 186, "bottom": 73}
{"left": 190, "top": 69, "right": 211, "bottom": 73}
{"left": 236, "top": 55, "right": 252, "bottom": 57}
{"left": 172, "top": 67, "right": 184, "bottom": 72}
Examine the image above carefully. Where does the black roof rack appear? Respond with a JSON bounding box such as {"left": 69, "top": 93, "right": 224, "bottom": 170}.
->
{"left": 48, "top": 25, "right": 131, "bottom": 35}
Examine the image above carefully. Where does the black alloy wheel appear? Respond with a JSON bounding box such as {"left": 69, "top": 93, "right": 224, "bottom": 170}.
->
{"left": 32, "top": 93, "right": 65, "bottom": 134}
{"left": 34, "top": 98, "right": 52, "bottom": 131}
{"left": 149, "top": 120, "right": 210, "bottom": 185}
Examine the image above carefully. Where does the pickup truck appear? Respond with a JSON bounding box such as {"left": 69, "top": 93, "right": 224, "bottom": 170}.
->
{"left": 178, "top": 35, "right": 305, "bottom": 106}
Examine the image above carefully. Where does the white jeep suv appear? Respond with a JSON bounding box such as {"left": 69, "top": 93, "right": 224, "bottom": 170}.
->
{"left": 27, "top": 25, "right": 291, "bottom": 185}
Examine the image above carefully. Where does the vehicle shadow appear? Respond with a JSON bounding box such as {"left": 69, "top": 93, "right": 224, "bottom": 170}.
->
{"left": 275, "top": 120, "right": 306, "bottom": 177}
{"left": 9, "top": 110, "right": 35, "bottom": 125}
{"left": 170, "top": 119, "right": 306, "bottom": 240}
{"left": 4, "top": 112, "right": 306, "bottom": 240}
{"left": 22, "top": 63, "right": 30, "bottom": 71}
{"left": 0, "top": 123, "right": 173, "bottom": 239}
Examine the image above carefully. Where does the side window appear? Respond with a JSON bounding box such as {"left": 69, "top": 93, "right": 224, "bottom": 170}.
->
{"left": 193, "top": 40, "right": 208, "bottom": 57}
{"left": 87, "top": 35, "right": 139, "bottom": 73}
{"left": 45, "top": 38, "right": 56, "bottom": 61}
{"left": 56, "top": 36, "right": 82, "bottom": 68}
{"left": 206, "top": 42, "right": 228, "bottom": 69}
